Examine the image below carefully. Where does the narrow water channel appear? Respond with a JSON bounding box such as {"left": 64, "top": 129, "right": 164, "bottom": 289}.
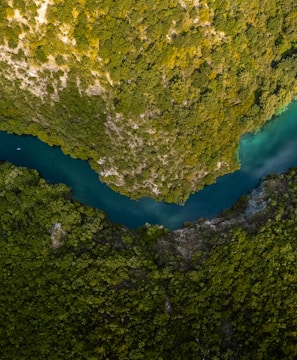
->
{"left": 0, "top": 100, "right": 297, "bottom": 229}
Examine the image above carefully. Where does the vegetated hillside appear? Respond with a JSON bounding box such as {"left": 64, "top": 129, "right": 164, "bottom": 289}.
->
{"left": 0, "top": 161, "right": 296, "bottom": 359}
{"left": 0, "top": 1, "right": 297, "bottom": 202}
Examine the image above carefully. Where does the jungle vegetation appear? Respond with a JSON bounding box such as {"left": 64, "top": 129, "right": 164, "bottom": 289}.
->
{"left": 0, "top": 0, "right": 297, "bottom": 202}
{"left": 0, "top": 161, "right": 296, "bottom": 359}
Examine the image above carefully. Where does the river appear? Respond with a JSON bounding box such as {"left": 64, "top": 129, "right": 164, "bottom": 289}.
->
{"left": 0, "top": 100, "right": 297, "bottom": 229}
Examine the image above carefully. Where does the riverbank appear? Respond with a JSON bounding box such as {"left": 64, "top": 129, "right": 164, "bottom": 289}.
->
{"left": 1, "top": 100, "right": 297, "bottom": 229}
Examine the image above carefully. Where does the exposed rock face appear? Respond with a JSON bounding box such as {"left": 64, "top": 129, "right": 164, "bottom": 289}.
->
{"left": 244, "top": 183, "right": 268, "bottom": 218}
{"left": 51, "top": 222, "right": 66, "bottom": 250}
{"left": 159, "top": 176, "right": 276, "bottom": 262}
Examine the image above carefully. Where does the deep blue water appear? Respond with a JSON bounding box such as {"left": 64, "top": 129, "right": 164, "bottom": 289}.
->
{"left": 0, "top": 100, "right": 297, "bottom": 229}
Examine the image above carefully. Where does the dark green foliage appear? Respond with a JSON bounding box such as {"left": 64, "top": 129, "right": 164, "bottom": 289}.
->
{"left": 1, "top": 162, "right": 297, "bottom": 358}
{"left": 0, "top": 163, "right": 174, "bottom": 359}
{"left": 1, "top": 2, "right": 297, "bottom": 354}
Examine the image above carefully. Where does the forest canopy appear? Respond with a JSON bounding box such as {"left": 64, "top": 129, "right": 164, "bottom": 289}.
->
{"left": 0, "top": 0, "right": 296, "bottom": 202}
{"left": 0, "top": 162, "right": 297, "bottom": 359}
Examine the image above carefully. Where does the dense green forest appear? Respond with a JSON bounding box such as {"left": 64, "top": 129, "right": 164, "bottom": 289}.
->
{"left": 1, "top": 1, "right": 297, "bottom": 359}
{"left": 0, "top": 0, "right": 296, "bottom": 202}
{"left": 0, "top": 161, "right": 296, "bottom": 359}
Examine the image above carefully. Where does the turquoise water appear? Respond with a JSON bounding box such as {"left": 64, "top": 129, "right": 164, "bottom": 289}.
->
{"left": 0, "top": 100, "right": 297, "bottom": 229}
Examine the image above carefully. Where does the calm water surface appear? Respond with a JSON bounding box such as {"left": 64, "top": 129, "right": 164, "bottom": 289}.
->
{"left": 0, "top": 101, "right": 297, "bottom": 229}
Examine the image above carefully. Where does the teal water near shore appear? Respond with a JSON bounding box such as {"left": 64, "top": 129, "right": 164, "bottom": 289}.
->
{"left": 1, "top": 100, "right": 297, "bottom": 229}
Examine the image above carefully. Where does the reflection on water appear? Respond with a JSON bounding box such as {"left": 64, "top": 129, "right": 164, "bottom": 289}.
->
{"left": 0, "top": 101, "right": 297, "bottom": 229}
